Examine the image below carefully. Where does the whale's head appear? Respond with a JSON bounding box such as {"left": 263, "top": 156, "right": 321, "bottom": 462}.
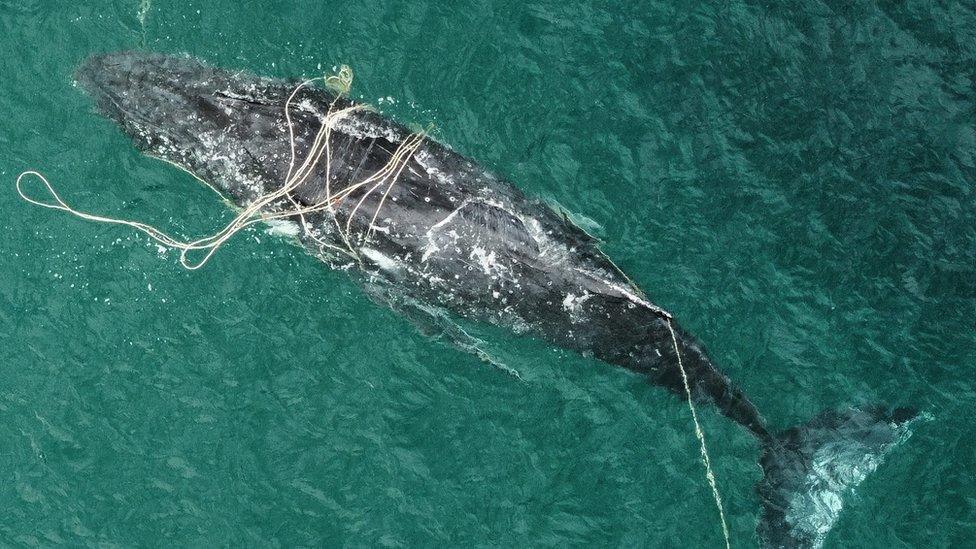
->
{"left": 73, "top": 51, "right": 314, "bottom": 204}
{"left": 76, "top": 52, "right": 232, "bottom": 154}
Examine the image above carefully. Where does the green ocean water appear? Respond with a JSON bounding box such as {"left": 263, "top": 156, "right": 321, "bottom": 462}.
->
{"left": 1, "top": 0, "right": 974, "bottom": 546}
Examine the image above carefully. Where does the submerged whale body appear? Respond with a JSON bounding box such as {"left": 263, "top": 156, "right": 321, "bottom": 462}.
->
{"left": 72, "top": 51, "right": 916, "bottom": 547}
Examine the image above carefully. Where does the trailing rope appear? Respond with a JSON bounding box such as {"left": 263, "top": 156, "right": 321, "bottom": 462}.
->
{"left": 666, "top": 316, "right": 731, "bottom": 549}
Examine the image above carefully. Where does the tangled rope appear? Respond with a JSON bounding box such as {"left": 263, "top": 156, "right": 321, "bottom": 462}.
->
{"left": 16, "top": 65, "right": 426, "bottom": 269}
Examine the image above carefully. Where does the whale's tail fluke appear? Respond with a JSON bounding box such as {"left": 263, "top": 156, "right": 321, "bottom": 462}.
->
{"left": 755, "top": 405, "right": 919, "bottom": 548}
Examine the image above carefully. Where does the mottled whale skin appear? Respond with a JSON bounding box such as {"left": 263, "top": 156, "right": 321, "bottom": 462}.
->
{"left": 72, "top": 52, "right": 917, "bottom": 548}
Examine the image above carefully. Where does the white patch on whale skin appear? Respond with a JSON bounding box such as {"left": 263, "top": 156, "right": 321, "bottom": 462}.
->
{"left": 333, "top": 114, "right": 405, "bottom": 146}
{"left": 420, "top": 243, "right": 439, "bottom": 263}
{"left": 469, "top": 246, "right": 498, "bottom": 275}
{"left": 264, "top": 219, "right": 301, "bottom": 237}
{"left": 420, "top": 199, "right": 470, "bottom": 263}
{"left": 414, "top": 149, "right": 456, "bottom": 189}
{"left": 561, "top": 292, "right": 592, "bottom": 321}
{"left": 360, "top": 247, "right": 399, "bottom": 271}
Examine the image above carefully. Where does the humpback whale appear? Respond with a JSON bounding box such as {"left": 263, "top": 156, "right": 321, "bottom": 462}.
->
{"left": 22, "top": 52, "right": 918, "bottom": 547}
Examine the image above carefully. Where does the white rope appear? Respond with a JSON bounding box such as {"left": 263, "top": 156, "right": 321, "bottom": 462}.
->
{"left": 666, "top": 317, "right": 731, "bottom": 549}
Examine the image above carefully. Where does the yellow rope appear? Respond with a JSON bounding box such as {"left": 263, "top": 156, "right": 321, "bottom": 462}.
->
{"left": 324, "top": 64, "right": 353, "bottom": 95}
{"left": 666, "top": 317, "right": 731, "bottom": 549}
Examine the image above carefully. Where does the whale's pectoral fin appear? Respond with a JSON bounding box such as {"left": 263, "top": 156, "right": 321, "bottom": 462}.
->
{"left": 362, "top": 284, "right": 523, "bottom": 380}
{"left": 756, "top": 406, "right": 922, "bottom": 548}
{"left": 398, "top": 299, "right": 524, "bottom": 381}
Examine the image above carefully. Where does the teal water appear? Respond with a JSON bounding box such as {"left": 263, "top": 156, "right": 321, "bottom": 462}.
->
{"left": 1, "top": 1, "right": 974, "bottom": 546}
